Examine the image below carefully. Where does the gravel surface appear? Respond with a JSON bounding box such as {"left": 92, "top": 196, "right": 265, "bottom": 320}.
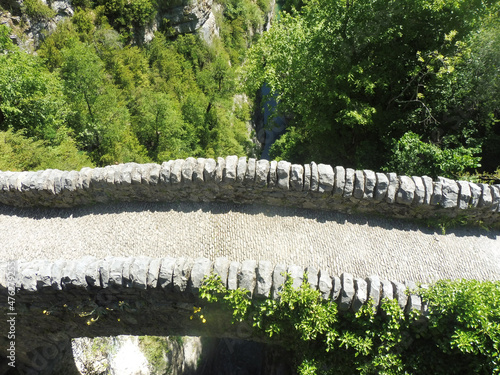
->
{"left": 1, "top": 201, "right": 499, "bottom": 283}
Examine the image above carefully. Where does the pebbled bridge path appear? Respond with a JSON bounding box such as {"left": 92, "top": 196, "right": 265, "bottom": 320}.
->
{"left": 1, "top": 201, "right": 499, "bottom": 283}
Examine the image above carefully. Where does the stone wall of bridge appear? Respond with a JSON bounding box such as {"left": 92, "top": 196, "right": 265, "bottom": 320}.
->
{"left": 0, "top": 256, "right": 425, "bottom": 374}
{"left": 0, "top": 155, "right": 499, "bottom": 226}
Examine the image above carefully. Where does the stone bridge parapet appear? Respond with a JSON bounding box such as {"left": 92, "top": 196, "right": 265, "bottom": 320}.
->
{"left": 0, "top": 156, "right": 499, "bottom": 226}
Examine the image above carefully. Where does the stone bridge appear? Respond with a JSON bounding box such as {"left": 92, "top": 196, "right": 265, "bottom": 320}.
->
{"left": 0, "top": 156, "right": 499, "bottom": 374}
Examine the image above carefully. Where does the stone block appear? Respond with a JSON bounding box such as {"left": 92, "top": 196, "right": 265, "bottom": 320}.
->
{"left": 478, "top": 183, "right": 493, "bottom": 207}
{"left": 343, "top": 168, "right": 355, "bottom": 198}
{"left": 366, "top": 275, "right": 381, "bottom": 309}
{"left": 159, "top": 161, "right": 172, "bottom": 185}
{"left": 255, "top": 160, "right": 270, "bottom": 187}
{"left": 332, "top": 276, "right": 341, "bottom": 301}
{"left": 353, "top": 170, "right": 365, "bottom": 200}
{"left": 37, "top": 260, "right": 53, "bottom": 289}
{"left": 268, "top": 160, "right": 278, "bottom": 189}
{"left": 469, "top": 182, "right": 481, "bottom": 207}
{"left": 107, "top": 257, "right": 125, "bottom": 287}
{"left": 236, "top": 156, "right": 247, "bottom": 184}
{"left": 288, "top": 265, "right": 303, "bottom": 290}
{"left": 385, "top": 173, "right": 399, "bottom": 204}
{"left": 380, "top": 279, "right": 394, "bottom": 301}
{"left": 170, "top": 159, "right": 184, "bottom": 185}
{"left": 491, "top": 185, "right": 500, "bottom": 211}
{"left": 438, "top": 177, "right": 458, "bottom": 208}
{"left": 396, "top": 176, "right": 415, "bottom": 205}
{"left": 74, "top": 256, "right": 96, "bottom": 288}
{"left": 224, "top": 155, "right": 238, "bottom": 184}
{"left": 190, "top": 257, "right": 212, "bottom": 292}
{"left": 318, "top": 269, "right": 332, "bottom": 300}
{"left": 148, "top": 163, "right": 161, "bottom": 185}
{"left": 227, "top": 261, "right": 240, "bottom": 291}
{"left": 374, "top": 172, "right": 388, "bottom": 201}
{"left": 305, "top": 266, "right": 319, "bottom": 289}
{"left": 182, "top": 157, "right": 196, "bottom": 185}
{"left": 422, "top": 176, "right": 433, "bottom": 205}
{"left": 318, "top": 164, "right": 334, "bottom": 193}
{"left": 173, "top": 257, "right": 193, "bottom": 293}
{"left": 245, "top": 158, "right": 256, "bottom": 185}
{"left": 99, "top": 260, "right": 110, "bottom": 289}
{"left": 277, "top": 161, "right": 291, "bottom": 190}
{"left": 238, "top": 260, "right": 257, "bottom": 296}
{"left": 430, "top": 180, "right": 443, "bottom": 206}
{"left": 19, "top": 262, "right": 38, "bottom": 292}
{"left": 310, "top": 162, "right": 319, "bottom": 191}
{"left": 158, "top": 257, "right": 176, "bottom": 289}
{"left": 256, "top": 260, "right": 273, "bottom": 298}
{"left": 405, "top": 281, "right": 422, "bottom": 313}
{"left": 203, "top": 158, "right": 217, "bottom": 182}
{"left": 147, "top": 258, "right": 162, "bottom": 288}
{"left": 392, "top": 281, "right": 408, "bottom": 311}
{"left": 130, "top": 256, "right": 152, "bottom": 290}
{"left": 290, "top": 164, "right": 304, "bottom": 191}
{"left": 412, "top": 176, "right": 425, "bottom": 205}
{"left": 121, "top": 258, "right": 133, "bottom": 288}
{"left": 457, "top": 180, "right": 472, "bottom": 209}
{"left": 60, "top": 261, "right": 77, "bottom": 290}
{"left": 333, "top": 166, "right": 345, "bottom": 196}
{"left": 213, "top": 257, "right": 230, "bottom": 287}
{"left": 50, "top": 260, "right": 67, "bottom": 290}
{"left": 303, "top": 164, "right": 311, "bottom": 191}
{"left": 352, "top": 278, "right": 368, "bottom": 312}
{"left": 193, "top": 158, "right": 206, "bottom": 184}
{"left": 339, "top": 273, "right": 354, "bottom": 311}
{"left": 272, "top": 263, "right": 287, "bottom": 300}
{"left": 363, "top": 170, "right": 376, "bottom": 199}
{"left": 215, "top": 157, "right": 226, "bottom": 184}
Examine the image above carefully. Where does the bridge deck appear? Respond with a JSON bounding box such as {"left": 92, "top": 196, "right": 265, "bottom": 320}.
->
{"left": 1, "top": 201, "right": 499, "bottom": 283}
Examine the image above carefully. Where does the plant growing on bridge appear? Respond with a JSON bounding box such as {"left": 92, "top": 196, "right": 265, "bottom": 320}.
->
{"left": 199, "top": 274, "right": 500, "bottom": 374}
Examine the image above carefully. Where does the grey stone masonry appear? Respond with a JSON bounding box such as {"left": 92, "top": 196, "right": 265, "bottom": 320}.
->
{"left": 0, "top": 156, "right": 498, "bottom": 225}
{"left": 3, "top": 256, "right": 430, "bottom": 315}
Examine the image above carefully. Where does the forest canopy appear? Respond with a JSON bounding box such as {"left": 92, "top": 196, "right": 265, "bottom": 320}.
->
{"left": 244, "top": 0, "right": 500, "bottom": 179}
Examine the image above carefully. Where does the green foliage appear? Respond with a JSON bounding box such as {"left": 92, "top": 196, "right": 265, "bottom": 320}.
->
{"left": 22, "top": 0, "right": 56, "bottom": 21}
{"left": 200, "top": 274, "right": 500, "bottom": 375}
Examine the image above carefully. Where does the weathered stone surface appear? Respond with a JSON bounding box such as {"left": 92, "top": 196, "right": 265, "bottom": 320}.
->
{"left": 422, "top": 176, "right": 433, "bottom": 205}
{"left": 412, "top": 176, "right": 425, "bottom": 205}
{"left": 238, "top": 260, "right": 257, "bottom": 296}
{"left": 74, "top": 256, "right": 95, "bottom": 288}
{"left": 108, "top": 257, "right": 125, "bottom": 287}
{"left": 363, "top": 170, "right": 376, "bottom": 199}
{"left": 255, "top": 160, "right": 270, "bottom": 187}
{"left": 173, "top": 257, "right": 194, "bottom": 293}
{"left": 352, "top": 278, "right": 368, "bottom": 312}
{"left": 182, "top": 157, "right": 196, "bottom": 185}
{"left": 277, "top": 161, "right": 292, "bottom": 190}
{"left": 438, "top": 177, "right": 459, "bottom": 208}
{"left": 469, "top": 182, "right": 481, "bottom": 207}
{"left": 366, "top": 275, "right": 381, "bottom": 309}
{"left": 431, "top": 180, "right": 443, "bottom": 206}
{"left": 272, "top": 263, "right": 287, "bottom": 300}
{"left": 374, "top": 172, "right": 389, "bottom": 201}
{"left": 310, "top": 162, "right": 319, "bottom": 191}
{"left": 306, "top": 266, "right": 319, "bottom": 289}
{"left": 130, "top": 256, "right": 152, "bottom": 290}
{"left": 268, "top": 160, "right": 278, "bottom": 189}
{"left": 339, "top": 273, "right": 354, "bottom": 311}
{"left": 386, "top": 173, "right": 399, "bottom": 204}
{"left": 396, "top": 176, "right": 415, "bottom": 205}
{"left": 318, "top": 269, "right": 332, "bottom": 299}
{"left": 353, "top": 170, "right": 365, "bottom": 200}
{"left": 215, "top": 157, "right": 226, "bottom": 184}
{"left": 332, "top": 276, "right": 341, "bottom": 301}
{"left": 333, "top": 166, "right": 345, "bottom": 196}
{"left": 236, "top": 156, "right": 247, "bottom": 184}
{"left": 121, "top": 258, "right": 133, "bottom": 288}
{"left": 224, "top": 155, "right": 238, "bottom": 184}
{"left": 288, "top": 265, "right": 303, "bottom": 290}
{"left": 303, "top": 164, "right": 311, "bottom": 191}
{"left": 343, "top": 168, "right": 355, "bottom": 198}
{"left": 318, "top": 164, "right": 334, "bottom": 193}
{"left": 50, "top": 260, "right": 66, "bottom": 290}
{"left": 159, "top": 161, "right": 172, "bottom": 185}
{"left": 457, "top": 180, "right": 472, "bottom": 209}
{"left": 256, "top": 260, "right": 273, "bottom": 298}
{"left": 147, "top": 258, "right": 162, "bottom": 288}
{"left": 20, "top": 262, "right": 38, "bottom": 292}
{"left": 193, "top": 158, "right": 206, "bottom": 184}
{"left": 203, "top": 158, "right": 217, "bottom": 182}
{"left": 190, "top": 257, "right": 212, "bottom": 292}
{"left": 245, "top": 158, "right": 256, "bottom": 185}
{"left": 491, "top": 185, "right": 500, "bottom": 212}
{"left": 158, "top": 257, "right": 176, "bottom": 289}
{"left": 60, "top": 261, "right": 77, "bottom": 290}
{"left": 213, "top": 257, "right": 230, "bottom": 287}
{"left": 405, "top": 281, "right": 422, "bottom": 313}
{"left": 478, "top": 183, "right": 493, "bottom": 207}
{"left": 392, "top": 281, "right": 408, "bottom": 311}
{"left": 380, "top": 279, "right": 394, "bottom": 301}
{"left": 227, "top": 261, "right": 240, "bottom": 290}
{"left": 37, "top": 260, "right": 53, "bottom": 289}
{"left": 290, "top": 164, "right": 304, "bottom": 191}
{"left": 99, "top": 259, "right": 111, "bottom": 289}
{"left": 170, "top": 159, "right": 184, "bottom": 185}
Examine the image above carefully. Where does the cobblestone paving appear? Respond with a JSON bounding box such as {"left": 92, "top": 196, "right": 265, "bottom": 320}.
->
{"left": 1, "top": 201, "right": 499, "bottom": 283}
